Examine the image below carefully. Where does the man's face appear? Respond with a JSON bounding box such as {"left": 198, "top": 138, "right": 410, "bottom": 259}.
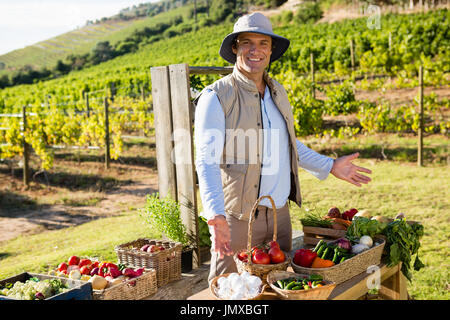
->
{"left": 232, "top": 32, "right": 272, "bottom": 77}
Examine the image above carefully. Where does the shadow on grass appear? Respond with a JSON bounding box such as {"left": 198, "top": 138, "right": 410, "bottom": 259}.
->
{"left": 317, "top": 145, "right": 448, "bottom": 163}
{"left": 0, "top": 167, "right": 133, "bottom": 192}
{"left": 0, "top": 189, "right": 101, "bottom": 234}
{"left": 0, "top": 252, "right": 11, "bottom": 260}
{"left": 0, "top": 190, "right": 38, "bottom": 215}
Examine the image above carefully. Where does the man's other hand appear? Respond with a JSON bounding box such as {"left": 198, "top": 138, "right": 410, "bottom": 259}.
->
{"left": 331, "top": 152, "right": 372, "bottom": 187}
{"left": 207, "top": 215, "right": 233, "bottom": 259}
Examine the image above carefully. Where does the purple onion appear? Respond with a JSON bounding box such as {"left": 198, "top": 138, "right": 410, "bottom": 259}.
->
{"left": 35, "top": 292, "right": 45, "bottom": 300}
{"left": 334, "top": 238, "right": 352, "bottom": 251}
{"left": 90, "top": 267, "right": 99, "bottom": 276}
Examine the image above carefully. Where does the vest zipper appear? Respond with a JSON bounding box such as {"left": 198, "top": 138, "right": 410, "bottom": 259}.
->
{"left": 255, "top": 93, "right": 264, "bottom": 219}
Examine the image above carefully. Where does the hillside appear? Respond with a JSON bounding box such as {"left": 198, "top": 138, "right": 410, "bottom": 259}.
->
{"left": 0, "top": 1, "right": 198, "bottom": 78}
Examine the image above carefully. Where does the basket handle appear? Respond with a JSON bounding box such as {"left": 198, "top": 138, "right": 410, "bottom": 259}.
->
{"left": 246, "top": 195, "right": 277, "bottom": 265}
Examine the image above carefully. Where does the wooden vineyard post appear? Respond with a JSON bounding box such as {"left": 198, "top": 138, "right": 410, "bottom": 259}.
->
{"left": 150, "top": 66, "right": 177, "bottom": 200}
{"left": 104, "top": 97, "right": 110, "bottom": 169}
{"left": 310, "top": 52, "right": 315, "bottom": 99}
{"left": 22, "top": 106, "right": 30, "bottom": 186}
{"left": 418, "top": 66, "right": 424, "bottom": 167}
{"left": 84, "top": 91, "right": 90, "bottom": 117}
{"left": 141, "top": 84, "right": 146, "bottom": 101}
{"left": 109, "top": 82, "right": 116, "bottom": 103}
{"left": 151, "top": 64, "right": 233, "bottom": 269}
{"left": 168, "top": 63, "right": 200, "bottom": 268}
{"left": 350, "top": 38, "right": 355, "bottom": 72}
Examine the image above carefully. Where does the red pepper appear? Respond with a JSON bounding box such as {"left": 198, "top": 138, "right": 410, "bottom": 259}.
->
{"left": 293, "top": 249, "right": 318, "bottom": 268}
{"left": 105, "top": 263, "right": 118, "bottom": 270}
{"left": 343, "top": 208, "right": 358, "bottom": 221}
{"left": 106, "top": 266, "right": 122, "bottom": 278}
{"left": 98, "top": 267, "right": 108, "bottom": 277}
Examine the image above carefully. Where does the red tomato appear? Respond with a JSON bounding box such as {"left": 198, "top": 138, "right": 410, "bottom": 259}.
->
{"left": 268, "top": 241, "right": 280, "bottom": 249}
{"left": 79, "top": 259, "right": 92, "bottom": 268}
{"left": 237, "top": 251, "right": 248, "bottom": 262}
{"left": 268, "top": 246, "right": 285, "bottom": 264}
{"left": 58, "top": 262, "right": 68, "bottom": 272}
{"left": 91, "top": 261, "right": 99, "bottom": 268}
{"left": 68, "top": 256, "right": 80, "bottom": 266}
{"left": 252, "top": 250, "right": 270, "bottom": 264}
{"left": 80, "top": 266, "right": 91, "bottom": 275}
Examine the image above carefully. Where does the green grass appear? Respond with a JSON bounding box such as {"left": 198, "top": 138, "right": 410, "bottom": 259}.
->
{"left": 0, "top": 157, "right": 448, "bottom": 299}
{"left": 0, "top": 210, "right": 159, "bottom": 279}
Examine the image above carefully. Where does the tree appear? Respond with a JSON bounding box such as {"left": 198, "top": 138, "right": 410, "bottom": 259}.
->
{"left": 0, "top": 74, "right": 10, "bottom": 89}
{"left": 54, "top": 59, "right": 71, "bottom": 75}
{"left": 90, "top": 41, "right": 116, "bottom": 65}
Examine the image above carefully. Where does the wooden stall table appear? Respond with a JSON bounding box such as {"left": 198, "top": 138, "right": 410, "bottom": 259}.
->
{"left": 187, "top": 261, "right": 408, "bottom": 300}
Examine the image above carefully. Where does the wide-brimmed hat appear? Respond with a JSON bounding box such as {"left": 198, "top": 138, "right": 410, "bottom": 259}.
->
{"left": 219, "top": 12, "right": 290, "bottom": 64}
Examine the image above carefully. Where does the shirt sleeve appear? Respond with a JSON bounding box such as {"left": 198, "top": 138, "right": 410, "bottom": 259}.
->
{"left": 296, "top": 139, "right": 334, "bottom": 180}
{"left": 194, "top": 90, "right": 226, "bottom": 220}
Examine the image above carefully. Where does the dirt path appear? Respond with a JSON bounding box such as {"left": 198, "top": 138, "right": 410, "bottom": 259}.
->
{"left": 0, "top": 163, "right": 159, "bottom": 243}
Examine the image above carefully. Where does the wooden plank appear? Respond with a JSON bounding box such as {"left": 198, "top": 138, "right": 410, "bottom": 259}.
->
{"left": 150, "top": 66, "right": 177, "bottom": 200}
{"left": 381, "top": 263, "right": 408, "bottom": 300}
{"left": 302, "top": 226, "right": 346, "bottom": 238}
{"left": 168, "top": 63, "right": 200, "bottom": 268}
{"left": 330, "top": 263, "right": 399, "bottom": 300}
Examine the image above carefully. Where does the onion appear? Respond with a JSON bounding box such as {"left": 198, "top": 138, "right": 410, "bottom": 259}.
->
{"left": 334, "top": 238, "right": 352, "bottom": 251}
{"left": 359, "top": 235, "right": 373, "bottom": 248}
{"left": 351, "top": 243, "right": 369, "bottom": 254}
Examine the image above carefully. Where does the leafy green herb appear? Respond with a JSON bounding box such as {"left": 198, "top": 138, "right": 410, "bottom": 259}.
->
{"left": 139, "top": 193, "right": 190, "bottom": 247}
{"left": 383, "top": 219, "right": 425, "bottom": 281}
{"left": 345, "top": 216, "right": 386, "bottom": 243}
{"left": 346, "top": 216, "right": 425, "bottom": 281}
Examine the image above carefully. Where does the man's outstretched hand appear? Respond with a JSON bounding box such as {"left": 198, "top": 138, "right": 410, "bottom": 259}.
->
{"left": 331, "top": 152, "right": 372, "bottom": 187}
{"left": 207, "top": 215, "right": 233, "bottom": 259}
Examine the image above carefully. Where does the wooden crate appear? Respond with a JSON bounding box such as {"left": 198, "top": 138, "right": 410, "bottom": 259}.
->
{"left": 302, "top": 226, "right": 346, "bottom": 245}
{"left": 0, "top": 273, "right": 92, "bottom": 300}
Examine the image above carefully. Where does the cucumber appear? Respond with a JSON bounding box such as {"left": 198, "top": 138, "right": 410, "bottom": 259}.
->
{"left": 316, "top": 243, "right": 326, "bottom": 257}
{"left": 321, "top": 247, "right": 329, "bottom": 259}
{"left": 313, "top": 240, "right": 325, "bottom": 252}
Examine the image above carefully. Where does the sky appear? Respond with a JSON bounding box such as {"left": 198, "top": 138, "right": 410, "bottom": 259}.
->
{"left": 0, "top": 0, "right": 156, "bottom": 55}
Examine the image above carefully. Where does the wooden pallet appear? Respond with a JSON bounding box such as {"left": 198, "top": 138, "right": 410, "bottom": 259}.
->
{"left": 302, "top": 226, "right": 346, "bottom": 246}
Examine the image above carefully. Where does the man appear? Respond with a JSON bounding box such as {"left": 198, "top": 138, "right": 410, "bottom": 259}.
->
{"left": 194, "top": 12, "right": 372, "bottom": 283}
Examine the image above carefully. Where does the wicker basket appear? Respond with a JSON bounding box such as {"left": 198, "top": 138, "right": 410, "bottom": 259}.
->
{"left": 210, "top": 273, "right": 267, "bottom": 300}
{"left": 115, "top": 238, "right": 182, "bottom": 287}
{"left": 233, "top": 195, "right": 290, "bottom": 284}
{"left": 290, "top": 237, "right": 386, "bottom": 284}
{"left": 266, "top": 270, "right": 336, "bottom": 300}
{"left": 91, "top": 268, "right": 157, "bottom": 300}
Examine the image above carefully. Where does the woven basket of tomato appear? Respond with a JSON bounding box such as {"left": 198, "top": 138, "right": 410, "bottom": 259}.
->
{"left": 233, "top": 195, "right": 290, "bottom": 284}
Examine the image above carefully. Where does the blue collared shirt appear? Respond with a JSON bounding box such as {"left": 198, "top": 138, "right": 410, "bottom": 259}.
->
{"left": 194, "top": 87, "right": 334, "bottom": 220}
